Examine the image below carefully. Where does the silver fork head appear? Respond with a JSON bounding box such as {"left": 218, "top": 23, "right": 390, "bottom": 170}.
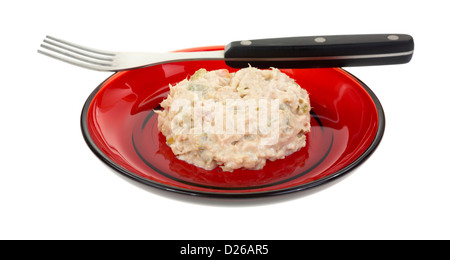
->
{"left": 38, "top": 36, "right": 117, "bottom": 71}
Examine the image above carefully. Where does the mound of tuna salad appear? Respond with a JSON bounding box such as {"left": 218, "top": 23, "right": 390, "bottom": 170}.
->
{"left": 157, "top": 67, "right": 311, "bottom": 172}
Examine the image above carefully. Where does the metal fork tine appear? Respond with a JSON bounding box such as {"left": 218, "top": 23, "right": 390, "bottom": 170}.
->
{"left": 38, "top": 48, "right": 112, "bottom": 71}
{"left": 45, "top": 35, "right": 116, "bottom": 56}
{"left": 39, "top": 43, "right": 113, "bottom": 67}
{"left": 42, "top": 38, "right": 114, "bottom": 61}
{"left": 38, "top": 36, "right": 117, "bottom": 71}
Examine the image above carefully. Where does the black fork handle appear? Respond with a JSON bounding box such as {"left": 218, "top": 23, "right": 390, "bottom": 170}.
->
{"left": 224, "top": 34, "right": 414, "bottom": 68}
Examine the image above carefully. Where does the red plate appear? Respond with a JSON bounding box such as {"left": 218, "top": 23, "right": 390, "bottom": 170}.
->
{"left": 81, "top": 46, "right": 384, "bottom": 198}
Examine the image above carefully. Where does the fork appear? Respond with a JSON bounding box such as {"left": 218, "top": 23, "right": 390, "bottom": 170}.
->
{"left": 38, "top": 34, "right": 414, "bottom": 71}
{"left": 38, "top": 36, "right": 226, "bottom": 71}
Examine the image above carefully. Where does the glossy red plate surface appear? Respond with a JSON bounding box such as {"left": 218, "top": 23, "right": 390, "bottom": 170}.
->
{"left": 81, "top": 46, "right": 384, "bottom": 198}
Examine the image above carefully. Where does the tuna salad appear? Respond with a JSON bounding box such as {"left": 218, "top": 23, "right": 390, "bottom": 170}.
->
{"left": 157, "top": 67, "right": 311, "bottom": 172}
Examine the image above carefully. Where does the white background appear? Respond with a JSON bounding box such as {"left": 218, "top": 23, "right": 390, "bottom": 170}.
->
{"left": 1, "top": 0, "right": 449, "bottom": 240}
